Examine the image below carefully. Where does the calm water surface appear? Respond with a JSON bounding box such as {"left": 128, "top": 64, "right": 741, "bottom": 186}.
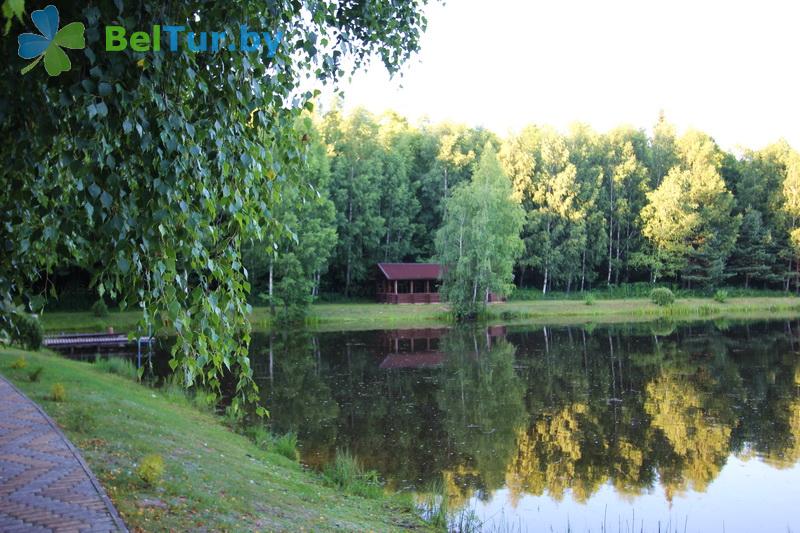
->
{"left": 249, "top": 320, "right": 799, "bottom": 532}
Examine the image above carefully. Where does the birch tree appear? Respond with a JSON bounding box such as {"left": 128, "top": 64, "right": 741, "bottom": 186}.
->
{"left": 436, "top": 146, "right": 524, "bottom": 319}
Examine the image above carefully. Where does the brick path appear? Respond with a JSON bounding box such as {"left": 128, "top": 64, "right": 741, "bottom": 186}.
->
{"left": 0, "top": 375, "right": 127, "bottom": 532}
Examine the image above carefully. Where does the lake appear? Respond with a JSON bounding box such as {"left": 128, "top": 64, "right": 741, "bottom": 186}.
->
{"left": 247, "top": 320, "right": 799, "bottom": 532}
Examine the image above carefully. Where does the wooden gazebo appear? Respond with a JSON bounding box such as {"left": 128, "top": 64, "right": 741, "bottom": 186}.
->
{"left": 376, "top": 263, "right": 442, "bottom": 304}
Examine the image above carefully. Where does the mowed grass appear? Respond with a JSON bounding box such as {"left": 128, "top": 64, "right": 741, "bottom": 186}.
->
{"left": 39, "top": 296, "right": 800, "bottom": 334}
{"left": 41, "top": 310, "right": 145, "bottom": 333}
{"left": 495, "top": 296, "right": 800, "bottom": 324}
{"left": 0, "top": 347, "right": 428, "bottom": 532}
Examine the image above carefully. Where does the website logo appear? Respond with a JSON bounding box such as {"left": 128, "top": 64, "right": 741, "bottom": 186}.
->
{"left": 17, "top": 5, "right": 85, "bottom": 76}
{"left": 105, "top": 25, "right": 282, "bottom": 55}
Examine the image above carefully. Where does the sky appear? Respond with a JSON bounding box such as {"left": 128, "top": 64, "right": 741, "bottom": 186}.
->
{"left": 335, "top": 0, "right": 800, "bottom": 152}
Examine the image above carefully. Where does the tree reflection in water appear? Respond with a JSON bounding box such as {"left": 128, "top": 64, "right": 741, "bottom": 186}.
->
{"left": 255, "top": 320, "right": 800, "bottom": 518}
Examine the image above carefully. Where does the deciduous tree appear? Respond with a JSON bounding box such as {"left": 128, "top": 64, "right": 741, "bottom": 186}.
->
{"left": 436, "top": 146, "right": 524, "bottom": 318}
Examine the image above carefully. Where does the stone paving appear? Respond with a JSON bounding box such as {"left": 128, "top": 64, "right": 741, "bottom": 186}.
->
{"left": 0, "top": 375, "right": 127, "bottom": 532}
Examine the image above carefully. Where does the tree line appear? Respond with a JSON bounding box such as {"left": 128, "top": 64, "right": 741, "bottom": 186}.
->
{"left": 248, "top": 106, "right": 800, "bottom": 317}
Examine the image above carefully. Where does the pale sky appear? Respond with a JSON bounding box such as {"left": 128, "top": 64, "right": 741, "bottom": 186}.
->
{"left": 336, "top": 0, "right": 800, "bottom": 152}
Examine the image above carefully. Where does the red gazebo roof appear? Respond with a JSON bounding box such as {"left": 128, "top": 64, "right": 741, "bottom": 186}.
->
{"left": 377, "top": 263, "right": 442, "bottom": 281}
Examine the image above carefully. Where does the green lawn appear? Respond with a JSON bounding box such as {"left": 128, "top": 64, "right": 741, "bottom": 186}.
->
{"left": 40, "top": 296, "right": 800, "bottom": 334}
{"left": 0, "top": 347, "right": 429, "bottom": 532}
{"left": 494, "top": 296, "right": 800, "bottom": 325}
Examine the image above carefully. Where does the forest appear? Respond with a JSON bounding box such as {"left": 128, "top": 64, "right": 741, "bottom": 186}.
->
{"left": 35, "top": 103, "right": 800, "bottom": 321}
{"left": 235, "top": 106, "right": 800, "bottom": 316}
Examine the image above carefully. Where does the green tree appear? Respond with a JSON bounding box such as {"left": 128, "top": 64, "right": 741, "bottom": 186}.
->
{"left": 781, "top": 149, "right": 800, "bottom": 291}
{"left": 323, "top": 107, "right": 386, "bottom": 297}
{"left": 566, "top": 123, "right": 608, "bottom": 291}
{"left": 601, "top": 127, "right": 650, "bottom": 285}
{"left": 729, "top": 142, "right": 793, "bottom": 288}
{"left": 245, "top": 116, "right": 337, "bottom": 321}
{"left": 377, "top": 112, "right": 421, "bottom": 262}
{"left": 416, "top": 124, "right": 497, "bottom": 258}
{"left": 503, "top": 128, "right": 585, "bottom": 294}
{"left": 436, "top": 146, "right": 524, "bottom": 319}
{"left": 640, "top": 131, "right": 740, "bottom": 286}
{"left": 727, "top": 208, "right": 772, "bottom": 288}
{"left": 498, "top": 125, "right": 541, "bottom": 288}
{"left": 648, "top": 111, "right": 678, "bottom": 186}
{"left": 1, "top": 2, "right": 429, "bottom": 406}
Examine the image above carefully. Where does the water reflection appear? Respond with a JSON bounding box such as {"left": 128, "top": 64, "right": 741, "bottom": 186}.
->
{"left": 256, "top": 321, "right": 799, "bottom": 531}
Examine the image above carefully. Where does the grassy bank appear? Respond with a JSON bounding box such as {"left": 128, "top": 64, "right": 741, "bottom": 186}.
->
{"left": 41, "top": 296, "right": 800, "bottom": 334}
{"left": 494, "top": 296, "right": 800, "bottom": 326}
{"left": 0, "top": 347, "right": 428, "bottom": 532}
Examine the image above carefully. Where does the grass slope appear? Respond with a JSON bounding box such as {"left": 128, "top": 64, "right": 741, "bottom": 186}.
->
{"left": 0, "top": 347, "right": 428, "bottom": 532}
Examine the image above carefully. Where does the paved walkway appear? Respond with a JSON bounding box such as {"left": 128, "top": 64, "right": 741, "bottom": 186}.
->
{"left": 0, "top": 375, "right": 127, "bottom": 532}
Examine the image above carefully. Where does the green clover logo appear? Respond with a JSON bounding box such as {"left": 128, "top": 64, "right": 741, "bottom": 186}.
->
{"left": 17, "top": 5, "right": 85, "bottom": 76}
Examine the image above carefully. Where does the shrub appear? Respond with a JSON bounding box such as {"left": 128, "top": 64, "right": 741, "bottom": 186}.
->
{"left": 650, "top": 287, "right": 675, "bottom": 306}
{"left": 274, "top": 432, "right": 299, "bottom": 461}
{"left": 136, "top": 454, "right": 165, "bottom": 486}
{"left": 11, "top": 314, "right": 43, "bottom": 350}
{"left": 223, "top": 404, "right": 245, "bottom": 428}
{"left": 50, "top": 383, "right": 66, "bottom": 402}
{"left": 64, "top": 404, "right": 97, "bottom": 433}
{"left": 714, "top": 289, "right": 728, "bottom": 303}
{"left": 584, "top": 293, "right": 596, "bottom": 306}
{"left": 417, "top": 479, "right": 449, "bottom": 529}
{"left": 28, "top": 366, "right": 44, "bottom": 382}
{"left": 322, "top": 449, "right": 382, "bottom": 499}
{"left": 91, "top": 299, "right": 109, "bottom": 317}
{"left": 10, "top": 356, "right": 27, "bottom": 369}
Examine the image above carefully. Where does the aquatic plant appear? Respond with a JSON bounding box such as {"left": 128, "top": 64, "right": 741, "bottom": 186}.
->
{"left": 274, "top": 432, "right": 300, "bottom": 462}
{"left": 322, "top": 449, "right": 382, "bottom": 499}
{"left": 94, "top": 357, "right": 138, "bottom": 380}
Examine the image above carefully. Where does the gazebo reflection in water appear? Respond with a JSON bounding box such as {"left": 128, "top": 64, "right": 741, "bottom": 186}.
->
{"left": 378, "top": 326, "right": 506, "bottom": 369}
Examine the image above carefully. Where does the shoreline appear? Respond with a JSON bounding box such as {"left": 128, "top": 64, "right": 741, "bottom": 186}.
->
{"left": 41, "top": 296, "right": 800, "bottom": 334}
